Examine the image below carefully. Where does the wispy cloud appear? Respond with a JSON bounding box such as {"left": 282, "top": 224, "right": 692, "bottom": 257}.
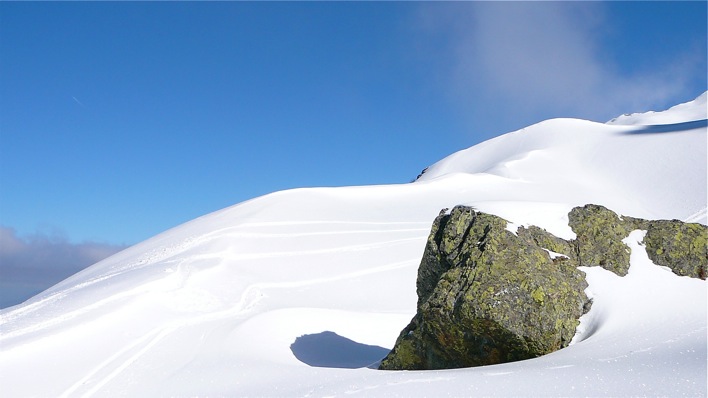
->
{"left": 72, "top": 95, "right": 86, "bottom": 107}
{"left": 0, "top": 226, "right": 128, "bottom": 308}
{"left": 415, "top": 2, "right": 704, "bottom": 131}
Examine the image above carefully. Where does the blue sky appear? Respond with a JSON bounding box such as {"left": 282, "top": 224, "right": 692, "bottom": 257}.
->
{"left": 0, "top": 2, "right": 706, "bottom": 306}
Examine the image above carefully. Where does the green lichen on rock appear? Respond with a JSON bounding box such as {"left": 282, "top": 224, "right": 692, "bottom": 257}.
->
{"left": 643, "top": 220, "right": 707, "bottom": 279}
{"left": 568, "top": 204, "right": 633, "bottom": 276}
{"left": 380, "top": 204, "right": 707, "bottom": 372}
{"left": 569, "top": 205, "right": 707, "bottom": 279}
{"left": 517, "top": 225, "right": 578, "bottom": 267}
{"left": 379, "top": 206, "right": 590, "bottom": 370}
{"left": 517, "top": 225, "right": 575, "bottom": 258}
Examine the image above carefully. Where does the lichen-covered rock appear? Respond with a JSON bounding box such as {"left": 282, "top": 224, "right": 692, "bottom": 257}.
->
{"left": 517, "top": 225, "right": 577, "bottom": 263}
{"left": 379, "top": 206, "right": 590, "bottom": 370}
{"left": 569, "top": 205, "right": 707, "bottom": 279}
{"left": 415, "top": 208, "right": 457, "bottom": 308}
{"left": 644, "top": 220, "right": 707, "bottom": 279}
{"left": 568, "top": 204, "right": 632, "bottom": 276}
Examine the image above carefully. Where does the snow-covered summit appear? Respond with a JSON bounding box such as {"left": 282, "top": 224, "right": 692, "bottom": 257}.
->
{"left": 418, "top": 92, "right": 707, "bottom": 225}
{"left": 607, "top": 91, "right": 707, "bottom": 125}
{"left": 0, "top": 94, "right": 705, "bottom": 397}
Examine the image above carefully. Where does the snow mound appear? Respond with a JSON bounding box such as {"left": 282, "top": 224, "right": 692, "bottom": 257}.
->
{"left": 0, "top": 94, "right": 705, "bottom": 397}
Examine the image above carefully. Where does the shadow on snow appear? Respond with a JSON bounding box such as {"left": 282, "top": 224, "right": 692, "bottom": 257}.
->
{"left": 619, "top": 119, "right": 707, "bottom": 135}
{"left": 290, "top": 331, "right": 390, "bottom": 369}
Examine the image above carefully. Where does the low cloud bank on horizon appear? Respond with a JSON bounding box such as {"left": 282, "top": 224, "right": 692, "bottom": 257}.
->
{"left": 0, "top": 226, "right": 128, "bottom": 308}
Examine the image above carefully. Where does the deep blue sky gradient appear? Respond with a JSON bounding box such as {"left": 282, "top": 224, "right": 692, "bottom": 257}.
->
{"left": 1, "top": 1, "right": 706, "bottom": 246}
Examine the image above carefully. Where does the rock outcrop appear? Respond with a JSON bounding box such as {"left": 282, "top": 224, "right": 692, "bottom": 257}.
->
{"left": 568, "top": 204, "right": 707, "bottom": 279}
{"left": 379, "top": 205, "right": 707, "bottom": 371}
{"left": 568, "top": 204, "right": 633, "bottom": 276}
{"left": 642, "top": 220, "right": 707, "bottom": 279}
{"left": 379, "top": 206, "right": 590, "bottom": 370}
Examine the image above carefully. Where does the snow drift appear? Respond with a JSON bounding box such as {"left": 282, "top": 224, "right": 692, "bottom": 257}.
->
{"left": 1, "top": 93, "right": 706, "bottom": 397}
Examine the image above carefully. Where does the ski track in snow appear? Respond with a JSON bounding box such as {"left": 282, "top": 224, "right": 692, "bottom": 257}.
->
{"left": 684, "top": 206, "right": 707, "bottom": 223}
{"left": 59, "top": 256, "right": 421, "bottom": 397}
{"left": 6, "top": 220, "right": 428, "bottom": 397}
{"left": 1, "top": 219, "right": 429, "bottom": 338}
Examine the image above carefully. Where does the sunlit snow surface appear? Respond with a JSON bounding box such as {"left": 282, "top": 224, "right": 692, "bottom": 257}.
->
{"left": 1, "top": 94, "right": 706, "bottom": 397}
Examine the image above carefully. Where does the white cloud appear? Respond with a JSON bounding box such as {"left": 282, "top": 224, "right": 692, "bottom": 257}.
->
{"left": 0, "top": 226, "right": 127, "bottom": 308}
{"left": 415, "top": 2, "right": 703, "bottom": 128}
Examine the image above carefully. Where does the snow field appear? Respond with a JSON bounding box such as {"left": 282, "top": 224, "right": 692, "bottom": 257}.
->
{"left": 0, "top": 94, "right": 706, "bottom": 396}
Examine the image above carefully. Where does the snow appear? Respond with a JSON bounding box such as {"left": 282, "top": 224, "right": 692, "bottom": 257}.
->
{"left": 607, "top": 91, "right": 707, "bottom": 125}
{"left": 1, "top": 93, "right": 706, "bottom": 397}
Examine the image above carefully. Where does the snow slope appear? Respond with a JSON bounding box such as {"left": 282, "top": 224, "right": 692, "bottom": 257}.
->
{"left": 1, "top": 94, "right": 706, "bottom": 397}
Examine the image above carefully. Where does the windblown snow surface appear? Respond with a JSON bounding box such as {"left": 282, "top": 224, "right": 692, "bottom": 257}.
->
{"left": 1, "top": 93, "right": 706, "bottom": 397}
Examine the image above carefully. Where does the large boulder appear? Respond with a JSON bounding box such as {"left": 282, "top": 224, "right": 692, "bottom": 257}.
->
{"left": 379, "top": 206, "right": 590, "bottom": 370}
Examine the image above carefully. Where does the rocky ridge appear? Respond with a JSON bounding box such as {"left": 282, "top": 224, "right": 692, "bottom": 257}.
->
{"left": 379, "top": 204, "right": 707, "bottom": 370}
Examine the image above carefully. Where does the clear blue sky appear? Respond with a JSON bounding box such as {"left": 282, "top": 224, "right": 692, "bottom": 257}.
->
{"left": 1, "top": 1, "right": 706, "bottom": 248}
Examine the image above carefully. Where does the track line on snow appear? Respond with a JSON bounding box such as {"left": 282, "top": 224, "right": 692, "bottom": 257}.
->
{"left": 2, "top": 287, "right": 150, "bottom": 343}
{"left": 224, "top": 237, "right": 426, "bottom": 260}
{"left": 205, "top": 228, "right": 430, "bottom": 240}
{"left": 58, "top": 256, "right": 420, "bottom": 396}
{"left": 684, "top": 206, "right": 707, "bottom": 223}
{"left": 59, "top": 286, "right": 264, "bottom": 397}
{"left": 14, "top": 220, "right": 431, "bottom": 395}
{"left": 238, "top": 220, "right": 431, "bottom": 228}
{"left": 0, "top": 235, "right": 207, "bottom": 326}
{"left": 59, "top": 326, "right": 176, "bottom": 398}
{"left": 2, "top": 227, "right": 426, "bottom": 343}
{"left": 190, "top": 221, "right": 430, "bottom": 243}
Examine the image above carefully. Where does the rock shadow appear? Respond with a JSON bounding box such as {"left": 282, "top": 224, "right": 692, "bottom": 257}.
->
{"left": 290, "top": 331, "right": 390, "bottom": 369}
